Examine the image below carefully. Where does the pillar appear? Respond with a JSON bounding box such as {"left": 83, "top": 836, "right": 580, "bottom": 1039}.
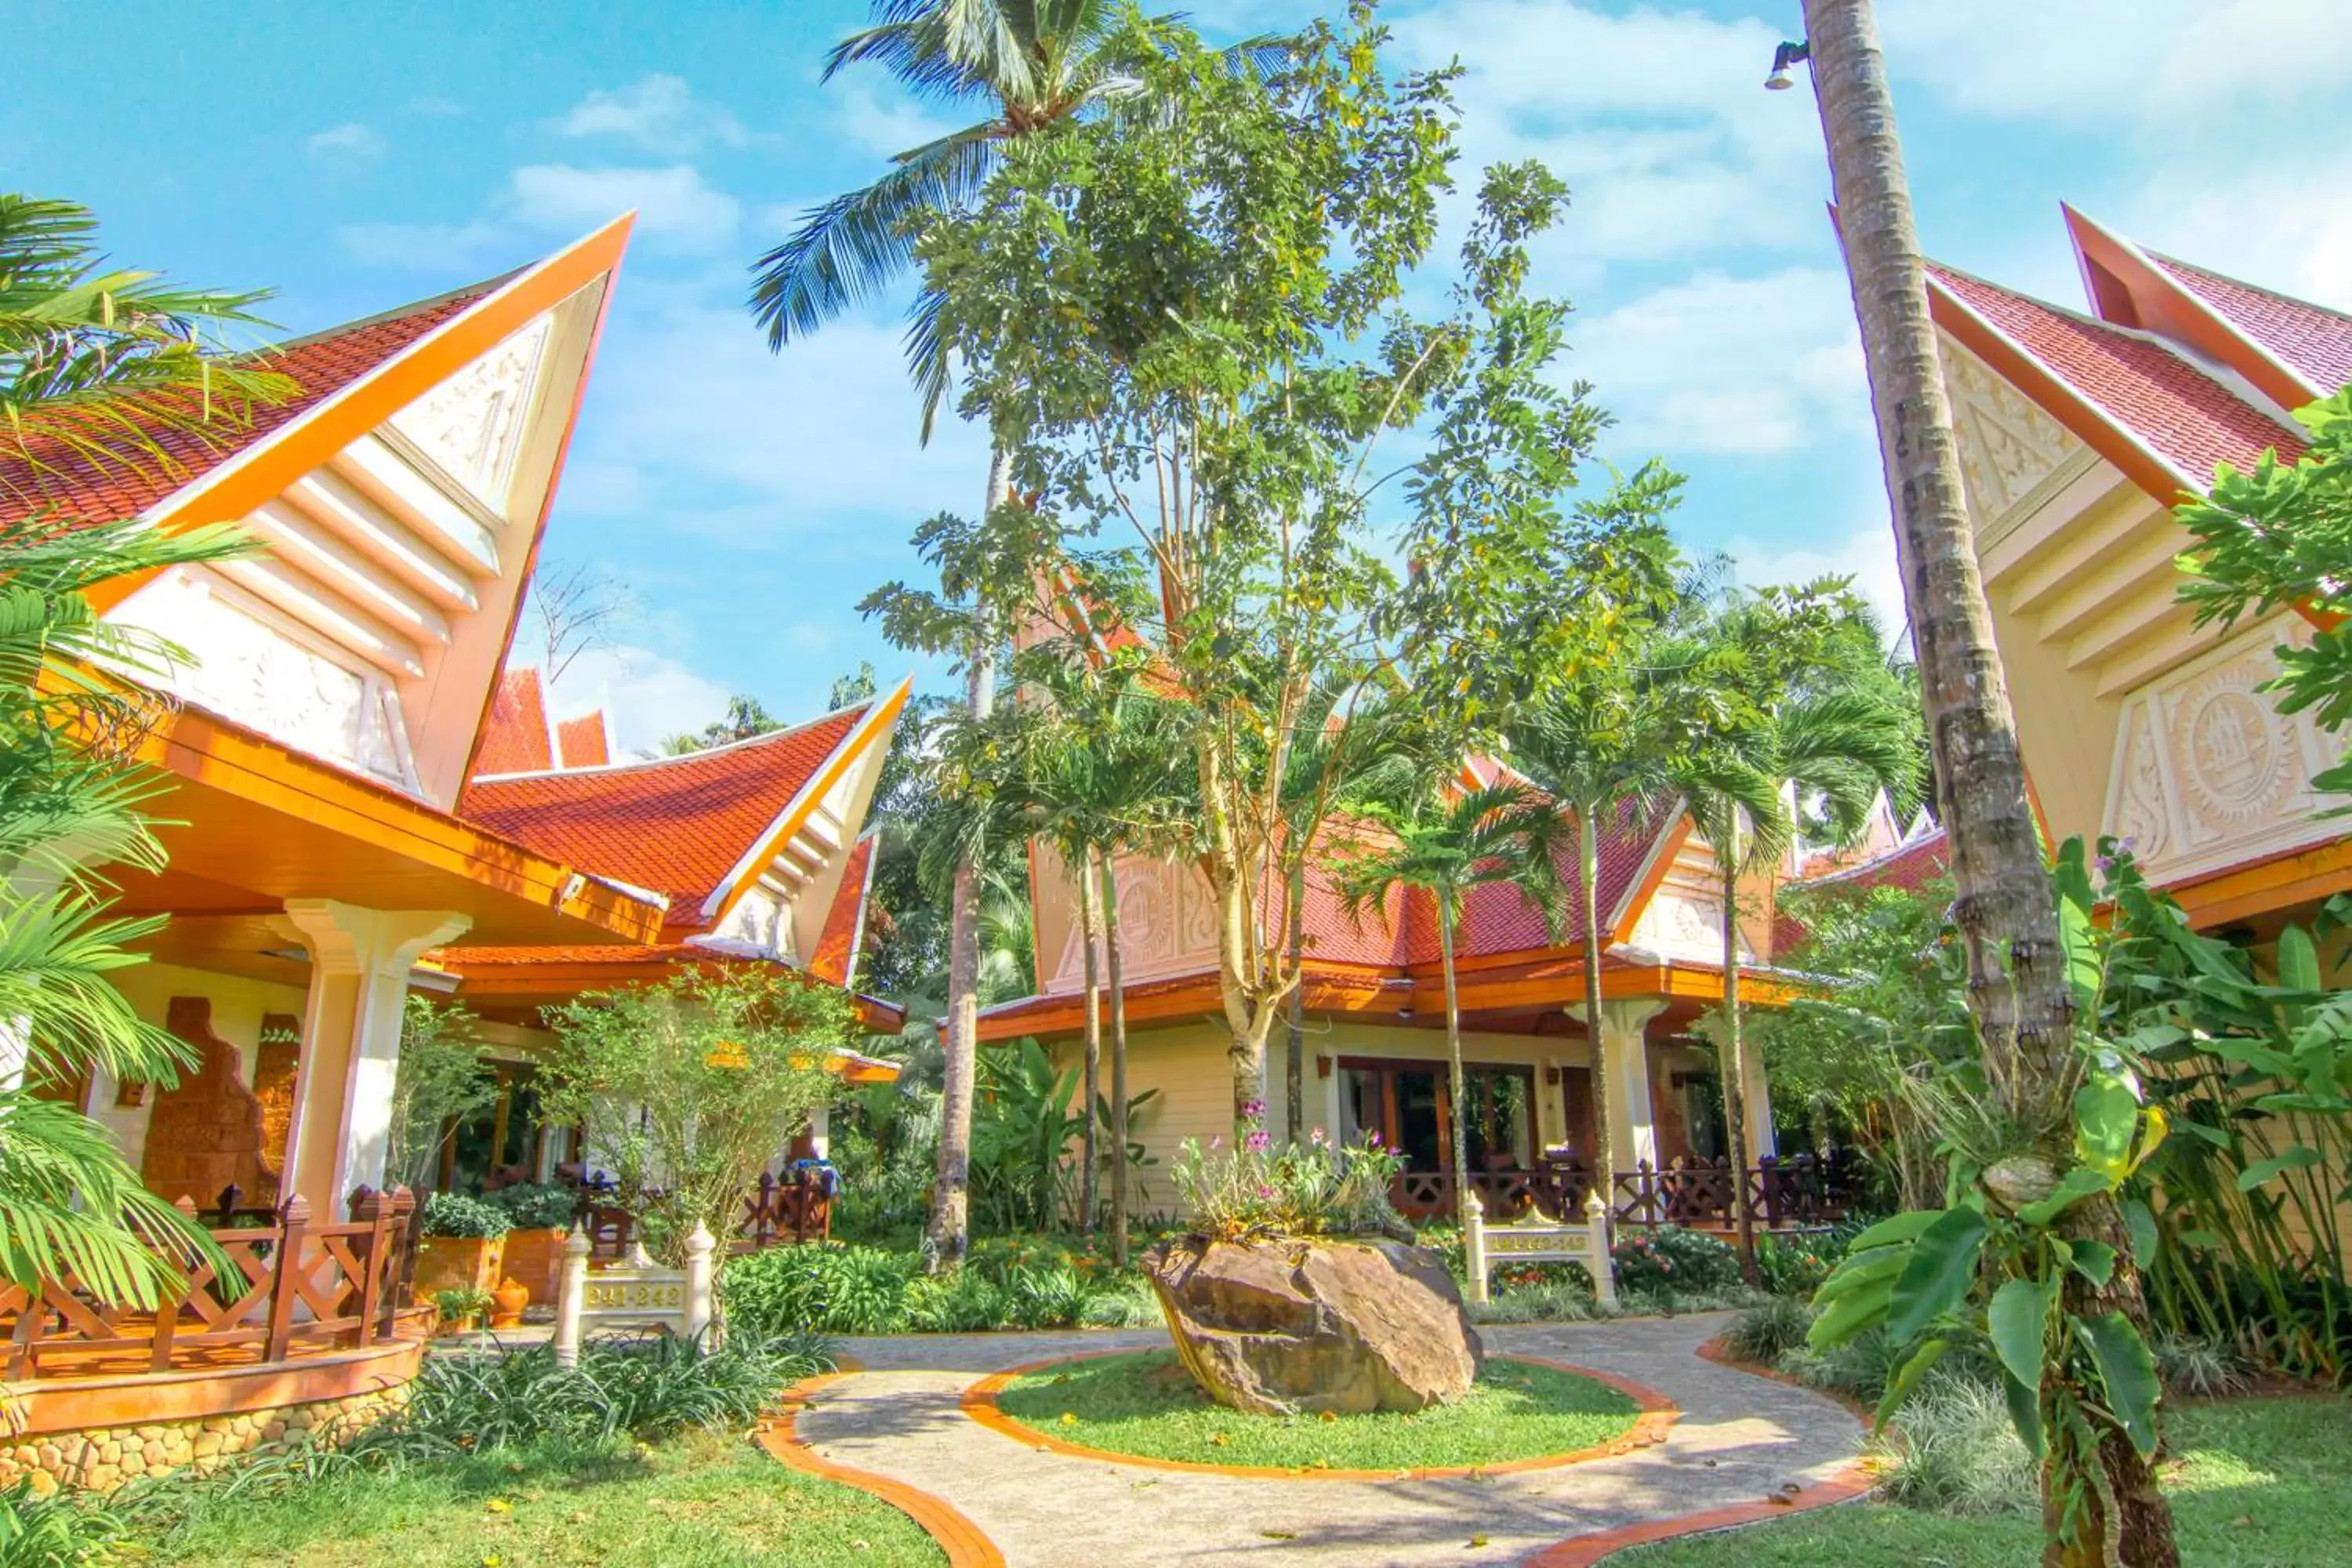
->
{"left": 280, "top": 901, "right": 470, "bottom": 1211}
{"left": 1739, "top": 1032, "right": 1777, "bottom": 1164}
{"left": 806, "top": 1103, "right": 830, "bottom": 1160}
{"left": 1568, "top": 996, "right": 1666, "bottom": 1173}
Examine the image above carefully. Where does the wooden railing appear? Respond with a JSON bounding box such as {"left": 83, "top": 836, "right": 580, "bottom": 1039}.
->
{"left": 1393, "top": 1152, "right": 1861, "bottom": 1231}
{"left": 580, "top": 1167, "right": 834, "bottom": 1264}
{"left": 0, "top": 1186, "right": 420, "bottom": 1383}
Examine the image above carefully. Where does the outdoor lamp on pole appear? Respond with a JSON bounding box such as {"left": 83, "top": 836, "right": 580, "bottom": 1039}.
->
{"left": 1763, "top": 40, "right": 1810, "bottom": 90}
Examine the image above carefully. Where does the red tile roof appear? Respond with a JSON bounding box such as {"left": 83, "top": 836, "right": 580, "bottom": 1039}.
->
{"left": 557, "top": 710, "right": 611, "bottom": 768}
{"left": 474, "top": 667, "right": 556, "bottom": 776}
{"left": 808, "top": 833, "right": 878, "bottom": 987}
{"left": 2149, "top": 252, "right": 2352, "bottom": 397}
{"left": 457, "top": 705, "right": 868, "bottom": 926}
{"left": 1932, "top": 263, "right": 2306, "bottom": 483}
{"left": 0, "top": 281, "right": 500, "bottom": 524}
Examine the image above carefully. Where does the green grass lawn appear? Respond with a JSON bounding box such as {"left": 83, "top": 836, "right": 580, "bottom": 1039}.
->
{"left": 994, "top": 1350, "right": 1639, "bottom": 1470}
{"left": 143, "top": 1429, "right": 945, "bottom": 1568}
{"left": 1617, "top": 1396, "right": 2352, "bottom": 1567}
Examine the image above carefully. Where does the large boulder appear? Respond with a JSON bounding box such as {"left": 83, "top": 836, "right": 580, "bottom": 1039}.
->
{"left": 1142, "top": 1235, "right": 1481, "bottom": 1415}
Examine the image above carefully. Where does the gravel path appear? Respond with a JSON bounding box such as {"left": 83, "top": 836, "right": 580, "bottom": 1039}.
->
{"left": 802, "top": 1312, "right": 1860, "bottom": 1567}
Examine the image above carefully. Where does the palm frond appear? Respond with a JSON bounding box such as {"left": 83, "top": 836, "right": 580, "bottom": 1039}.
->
{"left": 0, "top": 1093, "right": 217, "bottom": 1308}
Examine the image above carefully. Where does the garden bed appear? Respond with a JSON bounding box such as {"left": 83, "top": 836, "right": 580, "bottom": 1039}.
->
{"left": 975, "top": 1349, "right": 1658, "bottom": 1474}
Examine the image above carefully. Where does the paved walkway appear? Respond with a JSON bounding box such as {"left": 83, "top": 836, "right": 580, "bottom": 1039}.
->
{"left": 799, "top": 1313, "right": 1860, "bottom": 1567}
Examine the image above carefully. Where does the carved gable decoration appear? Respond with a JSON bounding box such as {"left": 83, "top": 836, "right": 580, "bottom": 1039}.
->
{"left": 1049, "top": 855, "right": 1220, "bottom": 992}
{"left": 388, "top": 314, "right": 552, "bottom": 514}
{"left": 1937, "top": 332, "right": 2083, "bottom": 524}
{"left": 2101, "top": 619, "right": 2350, "bottom": 887}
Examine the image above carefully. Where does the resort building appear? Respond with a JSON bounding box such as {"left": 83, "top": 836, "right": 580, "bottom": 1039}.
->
{"left": 0, "top": 216, "right": 902, "bottom": 1477}
{"left": 1928, "top": 207, "right": 2352, "bottom": 935}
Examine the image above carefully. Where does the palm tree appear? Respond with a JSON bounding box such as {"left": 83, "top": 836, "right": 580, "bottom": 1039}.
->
{"left": 1795, "top": 7, "right": 2180, "bottom": 1557}
{"left": 658, "top": 694, "right": 782, "bottom": 756}
{"left": 758, "top": 0, "right": 1170, "bottom": 1271}
{"left": 1504, "top": 669, "right": 1680, "bottom": 1201}
{"left": 1331, "top": 782, "right": 1567, "bottom": 1233}
{"left": 2, "top": 198, "right": 284, "bottom": 1305}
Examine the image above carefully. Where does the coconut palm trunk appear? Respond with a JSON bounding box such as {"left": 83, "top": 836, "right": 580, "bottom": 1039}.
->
{"left": 928, "top": 447, "right": 1011, "bottom": 1271}
{"left": 1716, "top": 816, "right": 1759, "bottom": 1283}
{"left": 1438, "top": 900, "right": 1472, "bottom": 1235}
{"left": 1099, "top": 854, "right": 1131, "bottom": 1268}
{"left": 1076, "top": 848, "right": 1105, "bottom": 1233}
{"left": 1799, "top": 3, "right": 2179, "bottom": 1561}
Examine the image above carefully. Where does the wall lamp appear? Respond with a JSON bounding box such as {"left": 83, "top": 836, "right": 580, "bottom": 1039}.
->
{"left": 1764, "top": 39, "right": 1810, "bottom": 91}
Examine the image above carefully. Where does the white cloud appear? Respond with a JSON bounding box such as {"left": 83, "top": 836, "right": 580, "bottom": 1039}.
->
{"left": 1392, "top": 2, "right": 1826, "bottom": 267}
{"left": 539, "top": 643, "right": 731, "bottom": 759}
{"left": 338, "top": 162, "right": 741, "bottom": 270}
{"left": 833, "top": 78, "right": 961, "bottom": 161}
{"left": 1572, "top": 267, "right": 1869, "bottom": 456}
{"left": 566, "top": 289, "right": 989, "bottom": 539}
{"left": 507, "top": 163, "right": 740, "bottom": 249}
{"left": 305, "top": 122, "right": 383, "bottom": 169}
{"left": 1726, "top": 523, "right": 1908, "bottom": 646}
{"left": 1882, "top": 0, "right": 2352, "bottom": 129}
{"left": 551, "top": 74, "right": 752, "bottom": 156}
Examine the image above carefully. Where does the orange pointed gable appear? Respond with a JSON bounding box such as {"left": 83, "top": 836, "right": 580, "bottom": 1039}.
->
{"left": 474, "top": 667, "right": 557, "bottom": 775}
{"left": 0, "top": 281, "right": 499, "bottom": 522}
{"left": 456, "top": 704, "right": 869, "bottom": 926}
{"left": 2145, "top": 252, "right": 2352, "bottom": 401}
{"left": 808, "top": 832, "right": 878, "bottom": 986}
{"left": 557, "top": 710, "right": 611, "bottom": 768}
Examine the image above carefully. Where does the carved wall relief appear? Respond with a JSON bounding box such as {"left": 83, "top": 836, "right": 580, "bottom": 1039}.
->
{"left": 2101, "top": 619, "right": 2348, "bottom": 885}
{"left": 1938, "top": 332, "right": 2083, "bottom": 525}
{"left": 1048, "top": 854, "right": 1221, "bottom": 993}
{"left": 388, "top": 315, "right": 552, "bottom": 514}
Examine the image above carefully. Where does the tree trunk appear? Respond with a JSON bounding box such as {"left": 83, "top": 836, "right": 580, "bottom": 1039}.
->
{"left": 926, "top": 445, "right": 1011, "bottom": 1274}
{"left": 1101, "top": 854, "right": 1131, "bottom": 1269}
{"left": 1577, "top": 804, "right": 1614, "bottom": 1215}
{"left": 1718, "top": 818, "right": 1759, "bottom": 1286}
{"left": 1077, "top": 847, "right": 1105, "bottom": 1236}
{"left": 1284, "top": 862, "right": 1306, "bottom": 1148}
{"left": 1800, "top": 5, "right": 2178, "bottom": 1563}
{"left": 1440, "top": 901, "right": 1472, "bottom": 1236}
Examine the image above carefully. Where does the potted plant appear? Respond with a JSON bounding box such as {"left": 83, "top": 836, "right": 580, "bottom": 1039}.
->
{"left": 490, "top": 1182, "right": 582, "bottom": 1307}
{"left": 413, "top": 1192, "right": 510, "bottom": 1305}
{"left": 433, "top": 1285, "right": 495, "bottom": 1337}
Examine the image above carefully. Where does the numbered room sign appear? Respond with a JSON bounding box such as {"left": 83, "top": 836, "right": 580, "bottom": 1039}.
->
{"left": 1462, "top": 1192, "right": 1617, "bottom": 1307}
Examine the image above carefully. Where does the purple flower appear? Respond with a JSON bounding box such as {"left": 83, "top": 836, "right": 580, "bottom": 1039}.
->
{"left": 1243, "top": 1098, "right": 1267, "bottom": 1123}
{"left": 1246, "top": 1129, "right": 1272, "bottom": 1153}
{"left": 1257, "top": 1184, "right": 1277, "bottom": 1200}
{"left": 1210, "top": 1135, "right": 1223, "bottom": 1152}
{"left": 1309, "top": 1127, "right": 1328, "bottom": 1147}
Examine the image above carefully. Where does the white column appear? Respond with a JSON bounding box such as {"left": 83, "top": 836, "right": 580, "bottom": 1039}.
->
{"left": 1569, "top": 997, "right": 1667, "bottom": 1172}
{"left": 280, "top": 901, "right": 470, "bottom": 1210}
{"left": 806, "top": 1102, "right": 830, "bottom": 1160}
{"left": 1739, "top": 1035, "right": 1777, "bottom": 1163}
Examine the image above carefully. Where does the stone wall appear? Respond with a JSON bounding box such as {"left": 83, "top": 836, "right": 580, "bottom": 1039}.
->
{"left": 0, "top": 1381, "right": 409, "bottom": 1495}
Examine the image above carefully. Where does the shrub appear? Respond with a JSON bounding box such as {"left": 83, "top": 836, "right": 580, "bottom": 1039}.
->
{"left": 1610, "top": 1226, "right": 1738, "bottom": 1298}
{"left": 906, "top": 1271, "right": 1013, "bottom": 1333}
{"left": 1010, "top": 1265, "right": 1094, "bottom": 1329}
{"left": 432, "top": 1287, "right": 495, "bottom": 1324}
{"left": 1723, "top": 1297, "right": 1813, "bottom": 1365}
{"left": 1876, "top": 1376, "right": 2035, "bottom": 1516}
{"left": 720, "top": 1244, "right": 914, "bottom": 1338}
{"left": 0, "top": 1479, "right": 136, "bottom": 1567}
{"left": 1169, "top": 1121, "right": 1402, "bottom": 1241}
{"left": 1080, "top": 1274, "right": 1163, "bottom": 1329}
{"left": 488, "top": 1182, "right": 581, "bottom": 1230}
{"left": 1468, "top": 1283, "right": 1602, "bottom": 1325}
{"left": 1755, "top": 1232, "right": 1835, "bottom": 1298}
{"left": 2154, "top": 1332, "right": 2251, "bottom": 1398}
{"left": 418, "top": 1192, "right": 510, "bottom": 1239}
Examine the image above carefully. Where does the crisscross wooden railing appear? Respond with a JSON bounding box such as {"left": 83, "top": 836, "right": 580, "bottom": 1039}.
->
{"left": 579, "top": 1167, "right": 834, "bottom": 1263}
{"left": 1392, "top": 1152, "right": 1864, "bottom": 1231}
{"left": 0, "top": 1186, "right": 419, "bottom": 1383}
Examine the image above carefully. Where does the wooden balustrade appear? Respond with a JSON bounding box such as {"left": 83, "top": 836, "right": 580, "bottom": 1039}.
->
{"left": 1392, "top": 1152, "right": 1860, "bottom": 1231}
{"left": 0, "top": 1186, "right": 420, "bottom": 1384}
{"left": 580, "top": 1167, "right": 834, "bottom": 1264}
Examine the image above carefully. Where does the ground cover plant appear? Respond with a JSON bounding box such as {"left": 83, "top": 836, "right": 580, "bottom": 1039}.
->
{"left": 720, "top": 1236, "right": 1163, "bottom": 1337}
{"left": 993, "top": 1350, "right": 1638, "bottom": 1470}
{"left": 1614, "top": 1395, "right": 2352, "bottom": 1566}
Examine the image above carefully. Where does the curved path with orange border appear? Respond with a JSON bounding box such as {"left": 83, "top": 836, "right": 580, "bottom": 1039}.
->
{"left": 779, "top": 1312, "right": 1860, "bottom": 1566}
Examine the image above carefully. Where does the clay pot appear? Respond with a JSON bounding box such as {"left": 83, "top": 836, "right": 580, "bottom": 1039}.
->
{"left": 489, "top": 1277, "right": 530, "bottom": 1330}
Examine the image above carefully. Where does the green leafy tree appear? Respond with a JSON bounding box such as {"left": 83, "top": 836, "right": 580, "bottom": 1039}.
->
{"left": 658, "top": 694, "right": 782, "bottom": 756}
{"left": 1331, "top": 781, "right": 1567, "bottom": 1231}
{"left": 868, "top": 12, "right": 1676, "bottom": 1134}
{"left": 385, "top": 996, "right": 497, "bottom": 1194}
{"left": 538, "top": 968, "right": 850, "bottom": 1264}
{"left": 1, "top": 198, "right": 284, "bottom": 1307}
{"left": 2175, "top": 386, "right": 2352, "bottom": 795}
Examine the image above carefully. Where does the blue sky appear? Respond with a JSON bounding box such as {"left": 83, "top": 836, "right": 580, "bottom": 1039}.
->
{"left": 9, "top": 1, "right": 2350, "bottom": 752}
